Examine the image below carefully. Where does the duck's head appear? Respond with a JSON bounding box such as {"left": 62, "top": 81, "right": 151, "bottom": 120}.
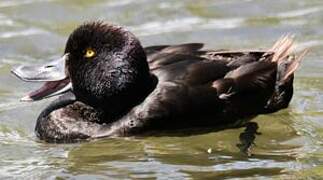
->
{"left": 12, "top": 22, "right": 155, "bottom": 115}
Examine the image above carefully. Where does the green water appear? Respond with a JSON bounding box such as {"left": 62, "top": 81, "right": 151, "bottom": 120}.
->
{"left": 0, "top": 0, "right": 323, "bottom": 179}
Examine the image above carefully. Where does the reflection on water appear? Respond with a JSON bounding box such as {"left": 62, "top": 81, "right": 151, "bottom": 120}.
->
{"left": 236, "top": 122, "right": 261, "bottom": 156}
{"left": 0, "top": 0, "right": 323, "bottom": 179}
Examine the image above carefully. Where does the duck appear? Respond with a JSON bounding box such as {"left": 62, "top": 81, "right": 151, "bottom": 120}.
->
{"left": 11, "top": 21, "right": 307, "bottom": 143}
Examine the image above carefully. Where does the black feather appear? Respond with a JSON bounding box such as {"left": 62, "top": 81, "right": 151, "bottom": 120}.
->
{"left": 34, "top": 22, "right": 302, "bottom": 142}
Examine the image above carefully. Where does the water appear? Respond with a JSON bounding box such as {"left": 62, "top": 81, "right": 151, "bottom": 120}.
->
{"left": 0, "top": 0, "right": 322, "bottom": 179}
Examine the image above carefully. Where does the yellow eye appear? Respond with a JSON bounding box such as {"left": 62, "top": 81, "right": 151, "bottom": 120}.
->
{"left": 84, "top": 48, "right": 96, "bottom": 58}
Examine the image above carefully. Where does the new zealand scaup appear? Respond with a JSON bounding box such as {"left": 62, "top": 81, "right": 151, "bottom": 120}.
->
{"left": 11, "top": 22, "right": 307, "bottom": 142}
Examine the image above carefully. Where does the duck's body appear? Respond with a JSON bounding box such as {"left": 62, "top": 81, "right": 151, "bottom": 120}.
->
{"left": 12, "top": 22, "right": 306, "bottom": 142}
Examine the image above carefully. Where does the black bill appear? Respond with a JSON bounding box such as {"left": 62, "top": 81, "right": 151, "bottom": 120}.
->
{"left": 11, "top": 54, "right": 72, "bottom": 102}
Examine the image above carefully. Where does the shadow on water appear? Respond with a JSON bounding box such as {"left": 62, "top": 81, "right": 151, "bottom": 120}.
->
{"left": 62, "top": 116, "right": 303, "bottom": 178}
{"left": 236, "top": 122, "right": 262, "bottom": 156}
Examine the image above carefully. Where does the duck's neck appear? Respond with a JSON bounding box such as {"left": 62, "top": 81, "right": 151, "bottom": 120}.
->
{"left": 101, "top": 69, "right": 157, "bottom": 122}
{"left": 73, "top": 48, "right": 157, "bottom": 122}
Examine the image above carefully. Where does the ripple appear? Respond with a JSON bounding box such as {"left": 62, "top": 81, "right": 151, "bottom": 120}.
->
{"left": 0, "top": 125, "right": 31, "bottom": 145}
{"left": 104, "top": 0, "right": 143, "bottom": 7}
{"left": 0, "top": 150, "right": 63, "bottom": 178}
{"left": 1, "top": 54, "right": 42, "bottom": 66}
{"left": 296, "top": 40, "right": 323, "bottom": 51}
{"left": 200, "top": 18, "right": 244, "bottom": 29}
{"left": 0, "top": 14, "right": 15, "bottom": 26}
{"left": 0, "top": 28, "right": 46, "bottom": 39}
{"left": 130, "top": 17, "right": 243, "bottom": 36}
{"left": 275, "top": 7, "right": 323, "bottom": 18}
{"left": 1, "top": 57, "right": 32, "bottom": 66}
{"left": 106, "top": 159, "right": 306, "bottom": 178}
{"left": 0, "top": 101, "right": 31, "bottom": 112}
{"left": 0, "top": 0, "right": 54, "bottom": 8}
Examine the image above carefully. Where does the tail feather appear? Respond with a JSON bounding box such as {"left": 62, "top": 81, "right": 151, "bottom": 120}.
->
{"left": 269, "top": 35, "right": 292, "bottom": 61}
{"left": 282, "top": 49, "right": 308, "bottom": 81}
{"left": 211, "top": 35, "right": 308, "bottom": 114}
{"left": 264, "top": 35, "right": 308, "bottom": 113}
{"left": 266, "top": 35, "right": 308, "bottom": 82}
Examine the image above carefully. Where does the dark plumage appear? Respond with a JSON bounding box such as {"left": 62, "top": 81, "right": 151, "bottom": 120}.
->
{"left": 14, "top": 22, "right": 307, "bottom": 142}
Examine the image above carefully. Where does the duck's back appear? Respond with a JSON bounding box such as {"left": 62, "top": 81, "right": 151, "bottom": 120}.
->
{"left": 105, "top": 36, "right": 306, "bottom": 136}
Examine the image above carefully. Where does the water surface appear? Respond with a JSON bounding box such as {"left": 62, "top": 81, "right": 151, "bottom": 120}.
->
{"left": 0, "top": 0, "right": 323, "bottom": 179}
